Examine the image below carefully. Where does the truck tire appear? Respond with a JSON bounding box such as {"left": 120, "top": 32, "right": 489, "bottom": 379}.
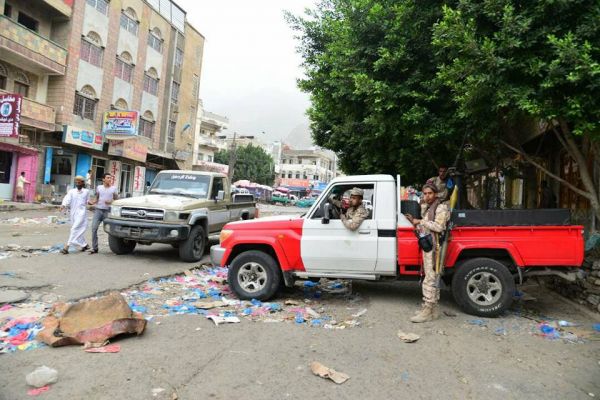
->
{"left": 108, "top": 235, "right": 136, "bottom": 255}
{"left": 451, "top": 257, "right": 515, "bottom": 317}
{"left": 228, "top": 251, "right": 281, "bottom": 301}
{"left": 179, "top": 225, "right": 206, "bottom": 262}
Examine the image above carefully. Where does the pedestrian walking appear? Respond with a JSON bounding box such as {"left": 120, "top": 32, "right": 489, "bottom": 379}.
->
{"left": 16, "top": 172, "right": 30, "bottom": 202}
{"left": 406, "top": 183, "right": 450, "bottom": 323}
{"left": 89, "top": 173, "right": 118, "bottom": 254}
{"left": 60, "top": 176, "right": 91, "bottom": 254}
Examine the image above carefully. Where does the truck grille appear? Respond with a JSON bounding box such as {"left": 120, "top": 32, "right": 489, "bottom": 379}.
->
{"left": 120, "top": 207, "right": 164, "bottom": 221}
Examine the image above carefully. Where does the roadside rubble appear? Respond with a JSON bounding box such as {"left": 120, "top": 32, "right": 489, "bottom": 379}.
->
{"left": 310, "top": 361, "right": 350, "bottom": 384}
{"left": 121, "top": 265, "right": 368, "bottom": 330}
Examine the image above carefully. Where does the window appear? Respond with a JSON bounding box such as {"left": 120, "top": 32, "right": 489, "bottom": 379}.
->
{"left": 18, "top": 12, "right": 38, "bottom": 32}
{"left": 174, "top": 48, "right": 183, "bottom": 68}
{"left": 4, "top": 4, "right": 11, "bottom": 17}
{"left": 0, "top": 63, "right": 6, "bottom": 90}
{"left": 207, "top": 155, "right": 213, "bottom": 162}
{"left": 295, "top": 173, "right": 300, "bottom": 179}
{"left": 281, "top": 173, "right": 285, "bottom": 178}
{"left": 115, "top": 57, "right": 133, "bottom": 83}
{"left": 143, "top": 74, "right": 158, "bottom": 95}
{"left": 168, "top": 120, "right": 176, "bottom": 143}
{"left": 73, "top": 93, "right": 97, "bottom": 120}
{"left": 120, "top": 12, "right": 138, "bottom": 36}
{"left": 139, "top": 118, "right": 154, "bottom": 139}
{"left": 170, "top": 82, "right": 180, "bottom": 104}
{"left": 114, "top": 98, "right": 128, "bottom": 110}
{"left": 80, "top": 39, "right": 103, "bottom": 67}
{"left": 288, "top": 173, "right": 292, "bottom": 178}
{"left": 86, "top": 0, "right": 108, "bottom": 15}
{"left": 148, "top": 34, "right": 163, "bottom": 53}
{"left": 14, "top": 81, "right": 29, "bottom": 97}
{"left": 210, "top": 177, "right": 224, "bottom": 200}
{"left": 312, "top": 184, "right": 375, "bottom": 219}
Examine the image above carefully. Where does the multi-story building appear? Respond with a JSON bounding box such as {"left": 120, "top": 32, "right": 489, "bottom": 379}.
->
{"left": 278, "top": 147, "right": 337, "bottom": 187}
{"left": 0, "top": 0, "right": 71, "bottom": 202}
{"left": 0, "top": 0, "right": 204, "bottom": 201}
{"left": 192, "top": 100, "right": 228, "bottom": 166}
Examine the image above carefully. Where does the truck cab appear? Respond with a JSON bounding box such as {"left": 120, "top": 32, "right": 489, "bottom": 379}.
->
{"left": 211, "top": 174, "right": 583, "bottom": 317}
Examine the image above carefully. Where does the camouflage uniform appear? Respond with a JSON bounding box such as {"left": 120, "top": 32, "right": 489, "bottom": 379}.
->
{"left": 418, "top": 201, "right": 450, "bottom": 306}
{"left": 427, "top": 176, "right": 449, "bottom": 202}
{"left": 341, "top": 204, "right": 369, "bottom": 231}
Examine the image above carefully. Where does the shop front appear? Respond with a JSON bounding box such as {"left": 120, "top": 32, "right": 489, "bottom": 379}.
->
{"left": 43, "top": 125, "right": 104, "bottom": 198}
{"left": 0, "top": 141, "right": 39, "bottom": 201}
{"left": 107, "top": 138, "right": 148, "bottom": 198}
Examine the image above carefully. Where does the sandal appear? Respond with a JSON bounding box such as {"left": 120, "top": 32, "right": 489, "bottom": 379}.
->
{"left": 60, "top": 248, "right": 69, "bottom": 255}
{"left": 81, "top": 245, "right": 90, "bottom": 252}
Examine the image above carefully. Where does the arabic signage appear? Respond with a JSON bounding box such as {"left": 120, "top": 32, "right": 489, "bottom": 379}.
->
{"left": 0, "top": 94, "right": 22, "bottom": 137}
{"left": 108, "top": 160, "right": 121, "bottom": 188}
{"left": 195, "top": 161, "right": 229, "bottom": 175}
{"left": 279, "top": 178, "right": 310, "bottom": 188}
{"left": 133, "top": 165, "right": 146, "bottom": 193}
{"left": 102, "top": 110, "right": 139, "bottom": 136}
{"left": 62, "top": 125, "right": 104, "bottom": 150}
{"left": 108, "top": 139, "right": 148, "bottom": 162}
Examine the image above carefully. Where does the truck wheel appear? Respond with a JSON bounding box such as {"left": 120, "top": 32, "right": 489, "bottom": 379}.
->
{"left": 451, "top": 257, "right": 515, "bottom": 317}
{"left": 108, "top": 235, "right": 136, "bottom": 255}
{"left": 228, "top": 251, "right": 281, "bottom": 301}
{"left": 179, "top": 225, "right": 206, "bottom": 262}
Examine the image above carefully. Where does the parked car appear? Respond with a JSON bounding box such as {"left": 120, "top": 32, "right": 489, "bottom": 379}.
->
{"left": 211, "top": 174, "right": 584, "bottom": 317}
{"left": 104, "top": 171, "right": 257, "bottom": 262}
{"left": 296, "top": 197, "right": 316, "bottom": 208}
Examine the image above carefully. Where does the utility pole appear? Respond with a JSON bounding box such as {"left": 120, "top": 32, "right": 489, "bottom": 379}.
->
{"left": 228, "top": 131, "right": 237, "bottom": 181}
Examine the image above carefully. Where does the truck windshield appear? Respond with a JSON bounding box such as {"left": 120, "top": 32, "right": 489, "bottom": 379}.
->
{"left": 149, "top": 173, "right": 210, "bottom": 198}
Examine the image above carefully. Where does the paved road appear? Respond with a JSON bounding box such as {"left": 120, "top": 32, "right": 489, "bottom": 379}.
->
{"left": 1, "top": 209, "right": 599, "bottom": 400}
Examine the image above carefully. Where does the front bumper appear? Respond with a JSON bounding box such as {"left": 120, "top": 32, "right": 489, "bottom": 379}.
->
{"left": 210, "top": 245, "right": 226, "bottom": 267}
{"left": 103, "top": 218, "right": 190, "bottom": 242}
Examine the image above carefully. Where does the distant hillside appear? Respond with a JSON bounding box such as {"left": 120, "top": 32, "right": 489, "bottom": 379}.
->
{"left": 285, "top": 123, "right": 314, "bottom": 149}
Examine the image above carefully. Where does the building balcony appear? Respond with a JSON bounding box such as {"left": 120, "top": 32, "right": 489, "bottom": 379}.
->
{"left": 42, "top": 0, "right": 73, "bottom": 17}
{"left": 197, "top": 135, "right": 220, "bottom": 149}
{"left": 0, "top": 89, "right": 56, "bottom": 131}
{"left": 0, "top": 15, "right": 68, "bottom": 75}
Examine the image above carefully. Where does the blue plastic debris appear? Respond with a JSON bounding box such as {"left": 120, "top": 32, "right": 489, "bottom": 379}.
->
{"left": 303, "top": 281, "right": 318, "bottom": 288}
{"left": 268, "top": 303, "right": 282, "bottom": 312}
{"left": 593, "top": 323, "right": 600, "bottom": 332}
{"left": 311, "top": 319, "right": 322, "bottom": 327}
{"left": 250, "top": 299, "right": 262, "bottom": 307}
{"left": 468, "top": 319, "right": 486, "bottom": 326}
{"left": 539, "top": 324, "right": 560, "bottom": 339}
{"left": 295, "top": 313, "right": 305, "bottom": 324}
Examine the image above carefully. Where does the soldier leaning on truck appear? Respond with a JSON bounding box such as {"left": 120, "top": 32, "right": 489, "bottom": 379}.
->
{"left": 406, "top": 183, "right": 450, "bottom": 323}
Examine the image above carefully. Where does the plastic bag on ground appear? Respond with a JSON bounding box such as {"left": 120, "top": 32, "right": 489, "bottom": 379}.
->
{"left": 26, "top": 366, "right": 58, "bottom": 388}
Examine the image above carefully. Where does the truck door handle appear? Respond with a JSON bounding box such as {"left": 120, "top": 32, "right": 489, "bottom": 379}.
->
{"left": 358, "top": 230, "right": 370, "bottom": 235}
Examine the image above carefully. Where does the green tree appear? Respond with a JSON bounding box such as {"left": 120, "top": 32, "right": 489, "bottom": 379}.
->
{"left": 214, "top": 144, "right": 275, "bottom": 186}
{"left": 433, "top": 0, "right": 600, "bottom": 219}
{"left": 286, "top": 0, "right": 465, "bottom": 183}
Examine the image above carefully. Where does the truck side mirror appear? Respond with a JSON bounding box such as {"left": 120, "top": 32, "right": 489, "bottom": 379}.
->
{"left": 216, "top": 190, "right": 225, "bottom": 201}
{"left": 322, "top": 203, "right": 330, "bottom": 224}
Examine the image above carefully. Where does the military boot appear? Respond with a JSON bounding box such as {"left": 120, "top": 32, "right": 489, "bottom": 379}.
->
{"left": 431, "top": 304, "right": 441, "bottom": 320}
{"left": 410, "top": 304, "right": 434, "bottom": 323}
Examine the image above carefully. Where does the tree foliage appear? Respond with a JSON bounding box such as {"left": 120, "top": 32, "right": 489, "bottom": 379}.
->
{"left": 214, "top": 144, "right": 275, "bottom": 186}
{"left": 289, "top": 0, "right": 600, "bottom": 218}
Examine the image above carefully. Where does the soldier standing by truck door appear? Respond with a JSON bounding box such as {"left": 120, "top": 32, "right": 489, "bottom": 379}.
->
{"left": 406, "top": 183, "right": 450, "bottom": 322}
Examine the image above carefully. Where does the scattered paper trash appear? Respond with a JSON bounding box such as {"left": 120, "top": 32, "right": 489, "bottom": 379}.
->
{"left": 152, "top": 388, "right": 166, "bottom": 396}
{"left": 207, "top": 315, "right": 240, "bottom": 326}
{"left": 352, "top": 308, "right": 367, "bottom": 318}
{"left": 310, "top": 361, "right": 349, "bottom": 384}
{"left": 397, "top": 330, "right": 420, "bottom": 343}
{"left": 27, "top": 386, "right": 51, "bottom": 396}
{"left": 26, "top": 366, "right": 58, "bottom": 388}
{"left": 84, "top": 344, "right": 121, "bottom": 353}
{"left": 468, "top": 319, "right": 487, "bottom": 327}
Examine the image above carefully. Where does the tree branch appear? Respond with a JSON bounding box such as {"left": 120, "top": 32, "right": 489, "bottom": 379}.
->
{"left": 500, "top": 140, "right": 593, "bottom": 199}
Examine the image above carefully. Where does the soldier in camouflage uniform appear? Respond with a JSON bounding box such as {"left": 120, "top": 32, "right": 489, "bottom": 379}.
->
{"left": 329, "top": 187, "right": 369, "bottom": 231}
{"left": 406, "top": 183, "right": 450, "bottom": 322}
{"left": 426, "top": 165, "right": 449, "bottom": 202}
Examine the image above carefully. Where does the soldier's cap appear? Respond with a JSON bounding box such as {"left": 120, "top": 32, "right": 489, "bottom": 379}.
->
{"left": 74, "top": 175, "right": 85, "bottom": 182}
{"left": 349, "top": 187, "right": 364, "bottom": 197}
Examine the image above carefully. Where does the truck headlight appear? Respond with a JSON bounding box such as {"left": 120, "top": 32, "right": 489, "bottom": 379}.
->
{"left": 110, "top": 206, "right": 121, "bottom": 217}
{"left": 163, "top": 211, "right": 179, "bottom": 222}
{"left": 219, "top": 229, "right": 233, "bottom": 244}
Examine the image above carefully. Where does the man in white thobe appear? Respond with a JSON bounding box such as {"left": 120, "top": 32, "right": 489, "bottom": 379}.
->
{"left": 60, "top": 175, "right": 91, "bottom": 254}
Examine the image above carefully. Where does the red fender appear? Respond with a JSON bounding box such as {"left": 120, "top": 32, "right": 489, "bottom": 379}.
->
{"left": 445, "top": 241, "right": 525, "bottom": 267}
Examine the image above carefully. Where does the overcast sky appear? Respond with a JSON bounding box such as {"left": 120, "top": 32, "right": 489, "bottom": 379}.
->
{"left": 176, "top": 0, "right": 317, "bottom": 143}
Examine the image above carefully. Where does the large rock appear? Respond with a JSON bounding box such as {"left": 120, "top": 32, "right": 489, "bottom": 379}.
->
{"left": 587, "top": 294, "right": 600, "bottom": 306}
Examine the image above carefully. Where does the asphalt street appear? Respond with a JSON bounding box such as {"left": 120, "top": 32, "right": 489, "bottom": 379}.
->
{"left": 0, "top": 207, "right": 599, "bottom": 400}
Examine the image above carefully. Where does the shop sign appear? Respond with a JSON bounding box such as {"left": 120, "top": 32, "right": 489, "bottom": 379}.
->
{"left": 108, "top": 139, "right": 148, "bottom": 162}
{"left": 108, "top": 160, "right": 121, "bottom": 188}
{"left": 62, "top": 125, "right": 104, "bottom": 151}
{"left": 102, "top": 110, "right": 139, "bottom": 136}
{"left": 279, "top": 178, "right": 310, "bottom": 188}
{"left": 133, "top": 166, "right": 146, "bottom": 195}
{"left": 0, "top": 94, "right": 22, "bottom": 138}
{"left": 195, "top": 161, "right": 229, "bottom": 175}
